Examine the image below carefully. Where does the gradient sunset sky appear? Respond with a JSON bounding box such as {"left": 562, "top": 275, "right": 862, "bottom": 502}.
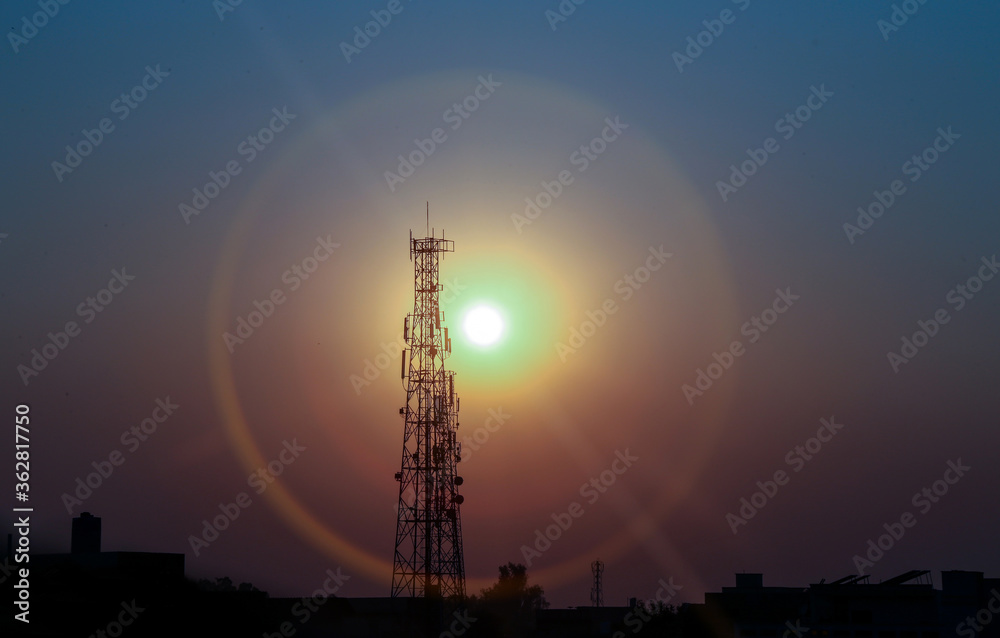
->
{"left": 2, "top": 1, "right": 999, "bottom": 607}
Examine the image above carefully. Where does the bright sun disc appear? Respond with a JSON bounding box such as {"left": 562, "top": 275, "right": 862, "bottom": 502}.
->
{"left": 463, "top": 305, "right": 504, "bottom": 346}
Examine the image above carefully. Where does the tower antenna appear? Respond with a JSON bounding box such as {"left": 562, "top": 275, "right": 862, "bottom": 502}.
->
{"left": 591, "top": 560, "right": 604, "bottom": 607}
{"left": 392, "top": 208, "right": 465, "bottom": 600}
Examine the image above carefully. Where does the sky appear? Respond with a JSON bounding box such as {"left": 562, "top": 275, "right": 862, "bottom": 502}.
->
{"left": 2, "top": 0, "right": 999, "bottom": 609}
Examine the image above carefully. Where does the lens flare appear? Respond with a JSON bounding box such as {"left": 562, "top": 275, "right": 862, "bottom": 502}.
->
{"left": 205, "top": 69, "right": 740, "bottom": 593}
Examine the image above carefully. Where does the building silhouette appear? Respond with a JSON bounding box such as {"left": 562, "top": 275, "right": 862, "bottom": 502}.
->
{"left": 684, "top": 571, "right": 1000, "bottom": 638}
{"left": 6, "top": 515, "right": 999, "bottom": 637}
{"left": 70, "top": 511, "right": 101, "bottom": 553}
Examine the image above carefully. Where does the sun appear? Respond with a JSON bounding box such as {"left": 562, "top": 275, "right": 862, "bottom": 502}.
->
{"left": 463, "top": 305, "right": 504, "bottom": 346}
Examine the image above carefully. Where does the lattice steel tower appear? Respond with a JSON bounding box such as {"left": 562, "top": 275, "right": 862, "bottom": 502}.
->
{"left": 391, "top": 222, "right": 466, "bottom": 599}
{"left": 591, "top": 560, "right": 604, "bottom": 607}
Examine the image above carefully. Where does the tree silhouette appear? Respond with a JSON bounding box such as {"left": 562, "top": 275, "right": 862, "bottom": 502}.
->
{"left": 479, "top": 562, "right": 548, "bottom": 611}
{"left": 195, "top": 576, "right": 264, "bottom": 594}
{"left": 467, "top": 562, "right": 548, "bottom": 637}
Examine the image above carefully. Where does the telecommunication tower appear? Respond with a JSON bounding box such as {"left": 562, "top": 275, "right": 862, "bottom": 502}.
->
{"left": 391, "top": 217, "right": 466, "bottom": 599}
{"left": 591, "top": 560, "right": 604, "bottom": 607}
